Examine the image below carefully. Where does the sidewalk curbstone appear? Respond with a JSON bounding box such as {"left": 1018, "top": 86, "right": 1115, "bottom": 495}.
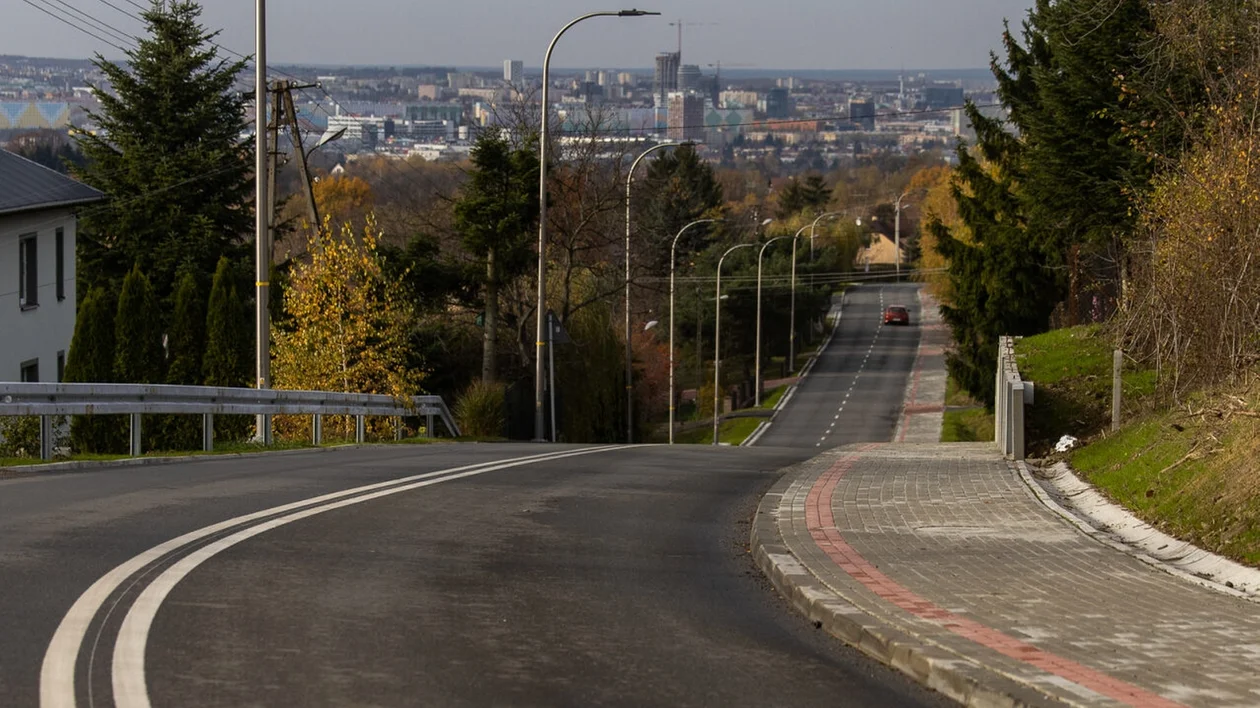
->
{"left": 1015, "top": 460, "right": 1260, "bottom": 603}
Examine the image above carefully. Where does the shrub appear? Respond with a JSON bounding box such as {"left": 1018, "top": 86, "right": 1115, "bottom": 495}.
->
{"left": 455, "top": 381, "right": 505, "bottom": 438}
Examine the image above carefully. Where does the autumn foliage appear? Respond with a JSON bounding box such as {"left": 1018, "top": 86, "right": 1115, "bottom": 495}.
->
{"left": 272, "top": 218, "right": 422, "bottom": 438}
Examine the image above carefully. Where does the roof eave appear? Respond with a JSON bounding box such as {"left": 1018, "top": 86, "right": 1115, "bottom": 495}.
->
{"left": 0, "top": 195, "right": 107, "bottom": 218}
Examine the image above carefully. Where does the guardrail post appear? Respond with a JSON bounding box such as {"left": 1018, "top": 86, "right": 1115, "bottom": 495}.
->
{"left": 425, "top": 414, "right": 434, "bottom": 438}
{"left": 1112, "top": 349, "right": 1123, "bottom": 432}
{"left": 40, "top": 415, "right": 53, "bottom": 460}
{"left": 202, "top": 414, "right": 214, "bottom": 452}
{"left": 1010, "top": 382, "right": 1025, "bottom": 460}
{"left": 312, "top": 414, "right": 322, "bottom": 445}
{"left": 259, "top": 414, "right": 273, "bottom": 446}
{"left": 355, "top": 415, "right": 365, "bottom": 443}
{"left": 129, "top": 413, "right": 142, "bottom": 457}
{"left": 994, "top": 345, "right": 1005, "bottom": 446}
{"left": 393, "top": 416, "right": 403, "bottom": 441}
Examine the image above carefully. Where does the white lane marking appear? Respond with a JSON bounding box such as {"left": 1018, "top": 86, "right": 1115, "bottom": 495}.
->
{"left": 42, "top": 445, "right": 626, "bottom": 708}
{"left": 112, "top": 445, "right": 635, "bottom": 708}
{"left": 834, "top": 415, "right": 839, "bottom": 420}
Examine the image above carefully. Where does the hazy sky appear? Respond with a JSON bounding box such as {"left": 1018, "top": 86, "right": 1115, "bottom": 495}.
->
{"left": 9, "top": 0, "right": 1035, "bottom": 70}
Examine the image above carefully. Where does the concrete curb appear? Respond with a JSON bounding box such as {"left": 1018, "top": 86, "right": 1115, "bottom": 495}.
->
{"left": 0, "top": 439, "right": 457, "bottom": 478}
{"left": 1016, "top": 460, "right": 1260, "bottom": 603}
{"left": 750, "top": 466, "right": 1070, "bottom": 708}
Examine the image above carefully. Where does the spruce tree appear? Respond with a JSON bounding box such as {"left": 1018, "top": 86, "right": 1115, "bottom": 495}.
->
{"left": 636, "top": 143, "right": 724, "bottom": 273}
{"left": 64, "top": 287, "right": 124, "bottom": 453}
{"left": 74, "top": 1, "right": 251, "bottom": 304}
{"left": 453, "top": 133, "right": 539, "bottom": 383}
{"left": 204, "top": 257, "right": 252, "bottom": 440}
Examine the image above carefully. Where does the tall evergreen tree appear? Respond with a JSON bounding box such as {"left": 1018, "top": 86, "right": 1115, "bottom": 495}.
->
{"left": 74, "top": 1, "right": 251, "bottom": 305}
{"left": 204, "top": 256, "right": 251, "bottom": 388}
{"left": 64, "top": 287, "right": 124, "bottom": 453}
{"left": 776, "top": 174, "right": 830, "bottom": 219}
{"left": 453, "top": 133, "right": 540, "bottom": 383}
{"left": 636, "top": 143, "right": 724, "bottom": 272}
{"left": 932, "top": 0, "right": 1174, "bottom": 400}
{"left": 114, "top": 264, "right": 166, "bottom": 384}
{"left": 156, "top": 267, "right": 207, "bottom": 449}
{"left": 204, "top": 256, "right": 253, "bottom": 440}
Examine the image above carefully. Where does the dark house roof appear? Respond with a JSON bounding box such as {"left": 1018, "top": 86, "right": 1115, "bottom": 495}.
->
{"left": 0, "top": 148, "right": 105, "bottom": 217}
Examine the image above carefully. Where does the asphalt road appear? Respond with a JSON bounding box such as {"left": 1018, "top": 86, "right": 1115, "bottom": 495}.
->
{"left": 1, "top": 284, "right": 943, "bottom": 707}
{"left": 755, "top": 283, "right": 921, "bottom": 449}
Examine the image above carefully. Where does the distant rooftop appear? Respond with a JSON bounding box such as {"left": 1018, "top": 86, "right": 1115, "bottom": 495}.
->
{"left": 0, "top": 148, "right": 104, "bottom": 216}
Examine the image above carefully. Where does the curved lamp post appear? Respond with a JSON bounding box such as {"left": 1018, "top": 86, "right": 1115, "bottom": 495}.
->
{"left": 713, "top": 242, "right": 756, "bottom": 445}
{"left": 624, "top": 141, "right": 686, "bottom": 443}
{"left": 534, "top": 9, "right": 659, "bottom": 442}
{"left": 755, "top": 234, "right": 792, "bottom": 405}
{"left": 668, "top": 218, "right": 718, "bottom": 444}
{"left": 786, "top": 223, "right": 811, "bottom": 379}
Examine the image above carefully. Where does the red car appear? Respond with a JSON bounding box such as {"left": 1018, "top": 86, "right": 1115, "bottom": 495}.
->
{"left": 883, "top": 305, "right": 910, "bottom": 326}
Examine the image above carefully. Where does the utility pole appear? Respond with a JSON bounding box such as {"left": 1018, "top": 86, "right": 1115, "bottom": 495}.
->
{"left": 278, "top": 81, "right": 321, "bottom": 231}
{"left": 254, "top": 0, "right": 270, "bottom": 444}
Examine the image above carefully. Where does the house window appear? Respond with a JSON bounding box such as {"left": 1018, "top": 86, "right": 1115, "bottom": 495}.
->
{"left": 20, "top": 358, "right": 39, "bottom": 382}
{"left": 55, "top": 227, "right": 65, "bottom": 301}
{"left": 19, "top": 233, "right": 38, "bottom": 309}
{"left": 57, "top": 351, "right": 65, "bottom": 382}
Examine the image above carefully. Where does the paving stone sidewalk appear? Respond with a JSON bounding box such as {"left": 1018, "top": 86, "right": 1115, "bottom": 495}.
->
{"left": 755, "top": 443, "right": 1260, "bottom": 707}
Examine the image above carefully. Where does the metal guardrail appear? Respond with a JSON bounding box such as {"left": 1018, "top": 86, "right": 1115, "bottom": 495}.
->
{"left": 0, "top": 382, "right": 460, "bottom": 460}
{"left": 994, "top": 336, "right": 1032, "bottom": 460}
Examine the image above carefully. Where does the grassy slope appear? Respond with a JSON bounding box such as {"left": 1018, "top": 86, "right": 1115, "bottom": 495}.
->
{"left": 1015, "top": 326, "right": 1260, "bottom": 567}
{"left": 941, "top": 376, "right": 994, "bottom": 442}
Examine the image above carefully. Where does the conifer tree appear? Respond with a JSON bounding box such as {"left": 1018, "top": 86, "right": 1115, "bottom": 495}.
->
{"left": 157, "top": 268, "right": 206, "bottom": 449}
{"left": 453, "top": 133, "right": 539, "bottom": 383}
{"left": 114, "top": 264, "right": 165, "bottom": 384}
{"left": 64, "top": 287, "right": 124, "bottom": 453}
{"left": 74, "top": 1, "right": 251, "bottom": 304}
{"left": 204, "top": 256, "right": 252, "bottom": 440}
{"left": 636, "top": 143, "right": 724, "bottom": 274}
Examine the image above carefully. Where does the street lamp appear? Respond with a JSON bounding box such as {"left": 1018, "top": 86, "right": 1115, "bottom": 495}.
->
{"left": 534, "top": 9, "right": 659, "bottom": 442}
{"left": 625, "top": 140, "right": 686, "bottom": 444}
{"left": 808, "top": 210, "right": 844, "bottom": 261}
{"left": 668, "top": 218, "right": 718, "bottom": 444}
{"left": 713, "top": 242, "right": 756, "bottom": 445}
{"left": 787, "top": 223, "right": 810, "bottom": 372}
{"left": 755, "top": 234, "right": 792, "bottom": 406}
{"left": 893, "top": 190, "right": 921, "bottom": 281}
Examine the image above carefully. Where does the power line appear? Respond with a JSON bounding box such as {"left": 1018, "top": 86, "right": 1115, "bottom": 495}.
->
{"left": 42, "top": 0, "right": 137, "bottom": 46}
{"left": 20, "top": 0, "right": 132, "bottom": 54}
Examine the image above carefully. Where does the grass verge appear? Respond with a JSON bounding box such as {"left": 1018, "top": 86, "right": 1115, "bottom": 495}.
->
{"left": 673, "top": 417, "right": 763, "bottom": 445}
{"left": 1013, "top": 325, "right": 1260, "bottom": 567}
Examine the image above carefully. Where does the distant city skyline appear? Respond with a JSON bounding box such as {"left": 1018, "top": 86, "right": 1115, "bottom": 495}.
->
{"left": 8, "top": 1, "right": 1034, "bottom": 72}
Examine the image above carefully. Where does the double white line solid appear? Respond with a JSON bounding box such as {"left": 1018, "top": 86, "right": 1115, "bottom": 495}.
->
{"left": 40, "top": 445, "right": 632, "bottom": 708}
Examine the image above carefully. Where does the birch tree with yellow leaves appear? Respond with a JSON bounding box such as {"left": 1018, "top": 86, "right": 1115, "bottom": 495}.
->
{"left": 271, "top": 218, "right": 423, "bottom": 438}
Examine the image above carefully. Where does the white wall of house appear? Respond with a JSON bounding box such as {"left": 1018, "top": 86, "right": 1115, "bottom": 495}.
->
{"left": 0, "top": 208, "right": 76, "bottom": 382}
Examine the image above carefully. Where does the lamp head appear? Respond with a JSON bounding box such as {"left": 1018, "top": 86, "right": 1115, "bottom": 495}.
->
{"left": 618, "top": 9, "right": 661, "bottom": 16}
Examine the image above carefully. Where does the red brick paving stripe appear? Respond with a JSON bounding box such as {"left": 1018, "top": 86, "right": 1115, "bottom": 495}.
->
{"left": 805, "top": 452, "right": 1185, "bottom": 708}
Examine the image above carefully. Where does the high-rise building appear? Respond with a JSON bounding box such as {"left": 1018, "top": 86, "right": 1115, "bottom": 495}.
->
{"left": 503, "top": 60, "right": 523, "bottom": 85}
{"left": 762, "top": 87, "right": 791, "bottom": 119}
{"left": 667, "top": 91, "right": 705, "bottom": 141}
{"left": 617, "top": 72, "right": 636, "bottom": 86}
{"left": 597, "top": 70, "right": 614, "bottom": 87}
{"left": 653, "top": 52, "right": 680, "bottom": 107}
{"left": 923, "top": 84, "right": 965, "bottom": 110}
{"left": 677, "top": 64, "right": 702, "bottom": 92}
{"left": 849, "top": 98, "right": 876, "bottom": 131}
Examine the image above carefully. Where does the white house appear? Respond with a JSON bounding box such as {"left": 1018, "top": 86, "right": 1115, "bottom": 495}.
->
{"left": 0, "top": 148, "right": 104, "bottom": 382}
